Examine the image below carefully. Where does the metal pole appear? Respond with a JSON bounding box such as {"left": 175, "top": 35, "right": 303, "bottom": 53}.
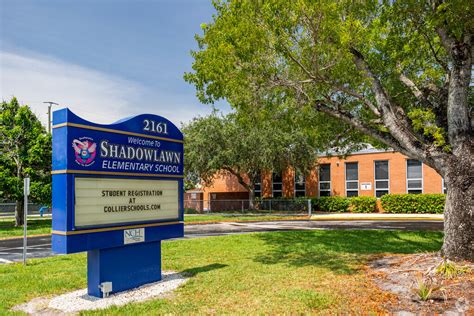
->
{"left": 43, "top": 101, "right": 58, "bottom": 133}
{"left": 47, "top": 105, "right": 51, "bottom": 133}
{"left": 308, "top": 199, "right": 312, "bottom": 218}
{"left": 23, "top": 177, "right": 30, "bottom": 265}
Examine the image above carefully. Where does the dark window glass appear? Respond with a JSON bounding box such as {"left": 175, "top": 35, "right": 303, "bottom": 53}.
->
{"left": 407, "top": 160, "right": 422, "bottom": 194}
{"left": 345, "top": 162, "right": 358, "bottom": 197}
{"left": 407, "top": 180, "right": 422, "bottom": 189}
{"left": 376, "top": 190, "right": 389, "bottom": 198}
{"left": 346, "top": 182, "right": 358, "bottom": 190}
{"left": 375, "top": 161, "right": 389, "bottom": 179}
{"left": 319, "top": 191, "right": 331, "bottom": 197}
{"left": 345, "top": 162, "right": 359, "bottom": 180}
{"left": 273, "top": 191, "right": 282, "bottom": 197}
{"left": 319, "top": 183, "right": 330, "bottom": 190}
{"left": 347, "top": 191, "right": 358, "bottom": 197}
{"left": 295, "top": 172, "right": 305, "bottom": 197}
{"left": 254, "top": 173, "right": 261, "bottom": 198}
{"left": 272, "top": 173, "right": 283, "bottom": 183}
{"left": 319, "top": 164, "right": 330, "bottom": 181}
{"left": 295, "top": 190, "right": 306, "bottom": 197}
{"left": 376, "top": 180, "right": 389, "bottom": 189}
{"left": 407, "top": 160, "right": 422, "bottom": 179}
{"left": 272, "top": 172, "right": 282, "bottom": 197}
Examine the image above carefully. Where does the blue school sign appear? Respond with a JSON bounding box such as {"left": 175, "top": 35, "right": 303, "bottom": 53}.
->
{"left": 51, "top": 108, "right": 184, "bottom": 297}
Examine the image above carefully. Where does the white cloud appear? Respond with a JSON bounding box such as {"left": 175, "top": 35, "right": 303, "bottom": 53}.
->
{"left": 0, "top": 50, "right": 148, "bottom": 127}
{"left": 0, "top": 50, "right": 229, "bottom": 128}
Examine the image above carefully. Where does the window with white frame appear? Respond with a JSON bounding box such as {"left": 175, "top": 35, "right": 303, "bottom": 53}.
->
{"left": 318, "top": 164, "right": 331, "bottom": 196}
{"left": 254, "top": 173, "right": 261, "bottom": 198}
{"left": 345, "top": 162, "right": 359, "bottom": 197}
{"left": 407, "top": 159, "right": 423, "bottom": 194}
{"left": 294, "top": 171, "right": 306, "bottom": 197}
{"left": 374, "top": 160, "right": 389, "bottom": 197}
{"left": 272, "top": 173, "right": 282, "bottom": 197}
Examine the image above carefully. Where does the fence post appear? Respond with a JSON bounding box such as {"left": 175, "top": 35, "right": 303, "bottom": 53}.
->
{"left": 307, "top": 199, "right": 312, "bottom": 218}
{"left": 241, "top": 200, "right": 244, "bottom": 213}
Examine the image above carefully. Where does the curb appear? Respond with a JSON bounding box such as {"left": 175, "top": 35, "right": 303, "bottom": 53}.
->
{"left": 310, "top": 217, "right": 444, "bottom": 221}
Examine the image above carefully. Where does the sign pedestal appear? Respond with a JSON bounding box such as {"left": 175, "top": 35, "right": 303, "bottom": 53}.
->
{"left": 87, "top": 241, "right": 162, "bottom": 297}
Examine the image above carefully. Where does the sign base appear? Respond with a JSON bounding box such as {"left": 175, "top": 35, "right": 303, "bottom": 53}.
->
{"left": 87, "top": 241, "right": 162, "bottom": 297}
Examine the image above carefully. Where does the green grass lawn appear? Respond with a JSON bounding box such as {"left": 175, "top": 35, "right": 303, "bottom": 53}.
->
{"left": 0, "top": 215, "right": 308, "bottom": 239}
{"left": 0, "top": 218, "right": 52, "bottom": 239}
{"left": 0, "top": 230, "right": 443, "bottom": 314}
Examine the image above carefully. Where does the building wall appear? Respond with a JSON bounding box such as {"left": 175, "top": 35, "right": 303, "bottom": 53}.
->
{"left": 200, "top": 171, "right": 249, "bottom": 208}
{"left": 315, "top": 151, "right": 443, "bottom": 197}
{"left": 190, "top": 151, "right": 444, "bottom": 200}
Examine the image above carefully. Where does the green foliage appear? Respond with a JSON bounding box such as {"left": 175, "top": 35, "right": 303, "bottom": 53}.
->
{"left": 381, "top": 194, "right": 445, "bottom": 214}
{"left": 186, "top": 0, "right": 473, "bottom": 155}
{"left": 414, "top": 273, "right": 442, "bottom": 301}
{"left": 349, "top": 196, "right": 377, "bottom": 213}
{"left": 312, "top": 196, "right": 350, "bottom": 213}
{"left": 312, "top": 196, "right": 377, "bottom": 213}
{"left": 182, "top": 111, "right": 325, "bottom": 192}
{"left": 0, "top": 98, "right": 52, "bottom": 212}
{"left": 435, "top": 260, "right": 470, "bottom": 278}
{"left": 408, "top": 109, "right": 447, "bottom": 149}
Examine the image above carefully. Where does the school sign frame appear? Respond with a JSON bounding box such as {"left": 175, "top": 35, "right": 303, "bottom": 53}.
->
{"left": 51, "top": 109, "right": 184, "bottom": 297}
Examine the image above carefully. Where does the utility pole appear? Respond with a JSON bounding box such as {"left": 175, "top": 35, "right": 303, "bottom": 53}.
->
{"left": 43, "top": 101, "right": 58, "bottom": 133}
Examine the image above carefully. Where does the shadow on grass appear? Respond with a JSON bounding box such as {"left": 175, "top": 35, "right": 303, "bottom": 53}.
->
{"left": 253, "top": 230, "right": 443, "bottom": 274}
{"left": 181, "top": 263, "right": 228, "bottom": 277}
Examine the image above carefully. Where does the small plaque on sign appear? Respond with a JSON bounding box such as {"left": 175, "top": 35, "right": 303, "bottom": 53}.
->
{"left": 360, "top": 182, "right": 372, "bottom": 190}
{"left": 124, "top": 228, "right": 145, "bottom": 244}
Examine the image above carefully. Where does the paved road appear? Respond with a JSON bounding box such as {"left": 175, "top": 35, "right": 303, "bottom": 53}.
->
{"left": 0, "top": 220, "right": 443, "bottom": 264}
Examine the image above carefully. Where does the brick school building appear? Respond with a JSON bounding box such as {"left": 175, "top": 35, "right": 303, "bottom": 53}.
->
{"left": 186, "top": 149, "right": 446, "bottom": 208}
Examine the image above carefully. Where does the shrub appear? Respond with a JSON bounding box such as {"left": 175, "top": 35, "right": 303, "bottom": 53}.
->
{"left": 184, "top": 208, "right": 201, "bottom": 214}
{"left": 381, "top": 194, "right": 445, "bottom": 214}
{"left": 349, "top": 196, "right": 377, "bottom": 213}
{"left": 312, "top": 196, "right": 350, "bottom": 212}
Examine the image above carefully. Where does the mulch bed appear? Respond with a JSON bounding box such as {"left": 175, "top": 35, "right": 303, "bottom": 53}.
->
{"left": 366, "top": 253, "right": 473, "bottom": 314}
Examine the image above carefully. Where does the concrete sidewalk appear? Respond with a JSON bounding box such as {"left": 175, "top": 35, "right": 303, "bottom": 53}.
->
{"left": 311, "top": 213, "right": 443, "bottom": 221}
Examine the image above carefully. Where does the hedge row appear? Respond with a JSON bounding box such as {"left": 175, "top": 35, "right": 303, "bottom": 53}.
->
{"left": 311, "top": 196, "right": 377, "bottom": 213}
{"left": 380, "top": 194, "right": 445, "bottom": 214}
{"left": 310, "top": 194, "right": 445, "bottom": 213}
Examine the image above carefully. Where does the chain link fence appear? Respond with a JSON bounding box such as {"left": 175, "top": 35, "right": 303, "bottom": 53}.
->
{"left": 0, "top": 203, "right": 51, "bottom": 217}
{"left": 184, "top": 199, "right": 312, "bottom": 216}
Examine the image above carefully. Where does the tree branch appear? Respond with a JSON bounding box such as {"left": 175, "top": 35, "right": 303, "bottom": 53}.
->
{"left": 313, "top": 99, "right": 411, "bottom": 156}
{"left": 349, "top": 47, "right": 439, "bottom": 160}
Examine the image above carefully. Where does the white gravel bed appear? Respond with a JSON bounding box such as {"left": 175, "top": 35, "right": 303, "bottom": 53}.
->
{"left": 14, "top": 271, "right": 187, "bottom": 314}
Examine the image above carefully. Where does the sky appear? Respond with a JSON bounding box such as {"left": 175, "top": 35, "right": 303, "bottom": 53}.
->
{"left": 0, "top": 0, "right": 229, "bottom": 127}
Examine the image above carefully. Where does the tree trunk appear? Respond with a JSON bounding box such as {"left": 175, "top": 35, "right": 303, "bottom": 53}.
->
{"left": 15, "top": 199, "right": 24, "bottom": 227}
{"left": 249, "top": 188, "right": 255, "bottom": 210}
{"left": 441, "top": 158, "right": 474, "bottom": 261}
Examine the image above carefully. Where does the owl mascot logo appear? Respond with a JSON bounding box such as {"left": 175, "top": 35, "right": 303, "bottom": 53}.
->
{"left": 72, "top": 138, "right": 97, "bottom": 166}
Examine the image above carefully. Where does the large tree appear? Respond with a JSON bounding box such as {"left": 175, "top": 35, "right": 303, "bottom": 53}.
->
{"left": 185, "top": 1, "right": 473, "bottom": 260}
{"left": 0, "top": 97, "right": 52, "bottom": 226}
{"left": 183, "top": 109, "right": 364, "bottom": 203}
